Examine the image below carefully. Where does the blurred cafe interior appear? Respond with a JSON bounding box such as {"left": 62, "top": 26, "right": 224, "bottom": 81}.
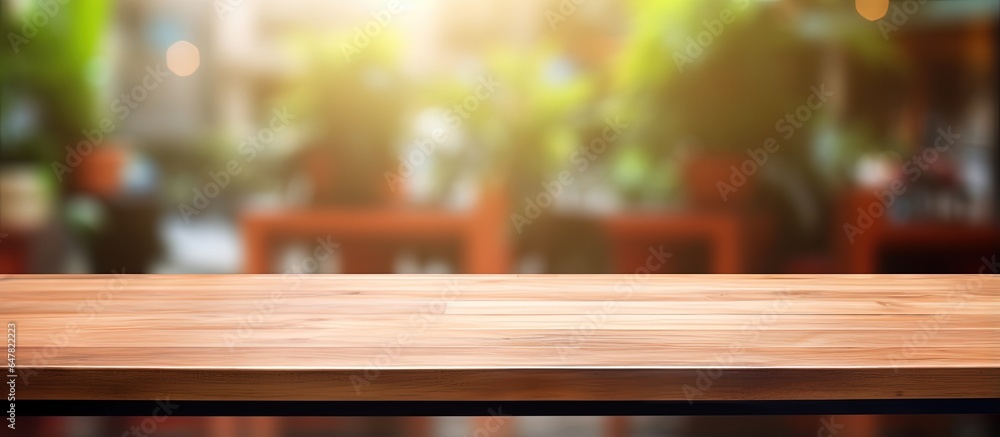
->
{"left": 2, "top": 0, "right": 998, "bottom": 435}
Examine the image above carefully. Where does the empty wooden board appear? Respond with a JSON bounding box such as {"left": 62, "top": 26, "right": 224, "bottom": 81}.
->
{"left": 4, "top": 274, "right": 999, "bottom": 402}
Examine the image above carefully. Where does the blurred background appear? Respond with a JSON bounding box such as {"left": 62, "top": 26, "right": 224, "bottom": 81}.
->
{"left": 2, "top": 0, "right": 997, "bottom": 435}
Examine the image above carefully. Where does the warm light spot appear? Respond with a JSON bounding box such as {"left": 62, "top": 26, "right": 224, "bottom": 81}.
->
{"left": 166, "top": 40, "right": 200, "bottom": 77}
{"left": 856, "top": 0, "right": 889, "bottom": 21}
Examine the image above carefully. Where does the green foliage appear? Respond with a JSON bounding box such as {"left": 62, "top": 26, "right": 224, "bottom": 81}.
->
{"left": 1, "top": 0, "right": 108, "bottom": 162}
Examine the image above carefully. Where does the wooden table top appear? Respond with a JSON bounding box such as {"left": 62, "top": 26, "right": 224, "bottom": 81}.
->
{"left": 6, "top": 274, "right": 999, "bottom": 403}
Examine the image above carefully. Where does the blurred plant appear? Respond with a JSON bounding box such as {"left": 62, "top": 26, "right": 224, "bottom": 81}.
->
{"left": 602, "top": 0, "right": 906, "bottom": 205}
{"left": 403, "top": 42, "right": 601, "bottom": 204}
{"left": 267, "top": 26, "right": 409, "bottom": 205}
{"left": 1, "top": 0, "right": 109, "bottom": 165}
{"left": 476, "top": 44, "right": 598, "bottom": 181}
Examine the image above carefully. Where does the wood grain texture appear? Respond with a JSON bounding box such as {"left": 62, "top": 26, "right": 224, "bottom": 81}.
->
{"left": 4, "top": 274, "right": 998, "bottom": 401}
